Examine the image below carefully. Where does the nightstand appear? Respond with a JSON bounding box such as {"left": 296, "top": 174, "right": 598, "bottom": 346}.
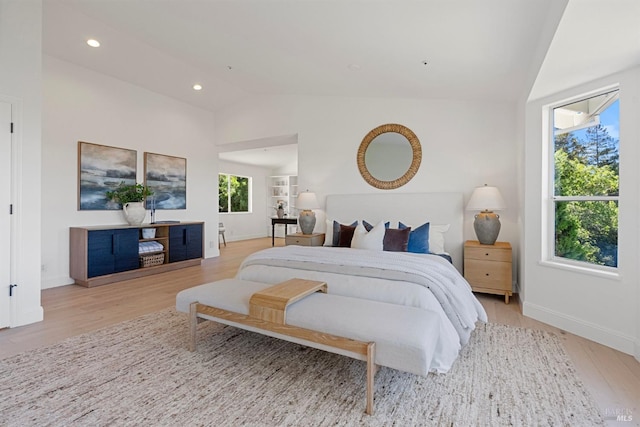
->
{"left": 464, "top": 240, "right": 512, "bottom": 304}
{"left": 285, "top": 232, "right": 325, "bottom": 246}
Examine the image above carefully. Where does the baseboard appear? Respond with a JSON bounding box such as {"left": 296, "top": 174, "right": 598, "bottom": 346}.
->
{"left": 41, "top": 275, "right": 75, "bottom": 290}
{"left": 523, "top": 301, "right": 636, "bottom": 356}
{"left": 13, "top": 304, "right": 43, "bottom": 327}
{"left": 225, "top": 233, "right": 268, "bottom": 243}
{"left": 635, "top": 340, "right": 640, "bottom": 363}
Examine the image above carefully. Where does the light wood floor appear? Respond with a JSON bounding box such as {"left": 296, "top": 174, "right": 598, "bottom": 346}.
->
{"left": 1, "top": 237, "right": 638, "bottom": 424}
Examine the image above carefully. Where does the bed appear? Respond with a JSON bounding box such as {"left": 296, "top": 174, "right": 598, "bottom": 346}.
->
{"left": 235, "top": 192, "right": 487, "bottom": 373}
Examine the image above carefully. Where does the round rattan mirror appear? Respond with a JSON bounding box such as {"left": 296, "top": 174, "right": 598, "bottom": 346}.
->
{"left": 357, "top": 123, "right": 421, "bottom": 190}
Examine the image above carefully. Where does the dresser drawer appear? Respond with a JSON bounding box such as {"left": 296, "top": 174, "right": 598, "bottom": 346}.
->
{"left": 464, "top": 246, "right": 511, "bottom": 262}
{"left": 464, "top": 259, "right": 511, "bottom": 290}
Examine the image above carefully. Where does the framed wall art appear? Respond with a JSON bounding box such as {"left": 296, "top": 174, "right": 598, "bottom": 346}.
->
{"left": 144, "top": 152, "right": 187, "bottom": 209}
{"left": 78, "top": 141, "right": 137, "bottom": 210}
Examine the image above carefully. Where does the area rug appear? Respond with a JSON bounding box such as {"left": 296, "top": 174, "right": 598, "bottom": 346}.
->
{"left": 0, "top": 308, "right": 604, "bottom": 426}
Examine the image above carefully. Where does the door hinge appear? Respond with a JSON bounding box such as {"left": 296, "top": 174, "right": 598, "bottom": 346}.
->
{"left": 10, "top": 122, "right": 13, "bottom": 133}
{"left": 9, "top": 204, "right": 12, "bottom": 215}
{"left": 9, "top": 284, "right": 17, "bottom": 297}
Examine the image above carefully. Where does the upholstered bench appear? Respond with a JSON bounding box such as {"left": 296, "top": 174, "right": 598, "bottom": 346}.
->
{"left": 176, "top": 278, "right": 441, "bottom": 415}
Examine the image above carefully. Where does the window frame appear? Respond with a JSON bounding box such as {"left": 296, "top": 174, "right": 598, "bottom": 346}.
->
{"left": 218, "top": 172, "right": 252, "bottom": 214}
{"left": 545, "top": 86, "right": 620, "bottom": 274}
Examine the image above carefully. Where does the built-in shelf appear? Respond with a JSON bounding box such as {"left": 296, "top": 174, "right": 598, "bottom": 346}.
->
{"left": 267, "top": 175, "right": 297, "bottom": 237}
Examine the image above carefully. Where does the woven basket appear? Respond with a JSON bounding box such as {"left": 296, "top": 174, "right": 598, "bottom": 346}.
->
{"left": 139, "top": 253, "right": 164, "bottom": 268}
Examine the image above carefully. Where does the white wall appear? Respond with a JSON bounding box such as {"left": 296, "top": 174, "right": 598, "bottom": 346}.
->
{"left": 219, "top": 159, "right": 270, "bottom": 242}
{"left": 216, "top": 95, "right": 520, "bottom": 283}
{"left": 0, "top": 0, "right": 44, "bottom": 326}
{"left": 41, "top": 56, "right": 219, "bottom": 289}
{"left": 217, "top": 88, "right": 639, "bottom": 358}
{"left": 523, "top": 68, "right": 640, "bottom": 357}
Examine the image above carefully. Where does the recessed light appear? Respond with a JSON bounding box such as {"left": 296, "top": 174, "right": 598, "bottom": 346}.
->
{"left": 87, "top": 39, "right": 100, "bottom": 48}
{"left": 192, "top": 84, "right": 203, "bottom": 91}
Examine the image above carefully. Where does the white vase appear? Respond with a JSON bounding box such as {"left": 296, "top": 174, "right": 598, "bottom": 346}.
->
{"left": 123, "top": 202, "right": 146, "bottom": 226}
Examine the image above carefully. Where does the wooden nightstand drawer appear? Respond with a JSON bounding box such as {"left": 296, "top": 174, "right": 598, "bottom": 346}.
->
{"left": 464, "top": 259, "right": 511, "bottom": 290}
{"left": 285, "top": 233, "right": 325, "bottom": 246}
{"left": 464, "top": 245, "right": 511, "bottom": 262}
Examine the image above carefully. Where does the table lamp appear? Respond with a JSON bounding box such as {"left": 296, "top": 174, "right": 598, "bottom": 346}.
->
{"left": 296, "top": 191, "right": 319, "bottom": 235}
{"left": 466, "top": 185, "right": 506, "bottom": 245}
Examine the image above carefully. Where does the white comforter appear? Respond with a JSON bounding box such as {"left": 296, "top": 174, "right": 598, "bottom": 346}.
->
{"left": 237, "top": 246, "right": 487, "bottom": 373}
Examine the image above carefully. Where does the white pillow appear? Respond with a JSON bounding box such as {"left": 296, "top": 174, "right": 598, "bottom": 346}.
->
{"left": 323, "top": 219, "right": 333, "bottom": 246}
{"left": 429, "top": 224, "right": 450, "bottom": 254}
{"left": 351, "top": 220, "right": 385, "bottom": 251}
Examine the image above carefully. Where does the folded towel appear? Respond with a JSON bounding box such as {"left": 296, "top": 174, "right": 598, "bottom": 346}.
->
{"left": 139, "top": 241, "right": 164, "bottom": 254}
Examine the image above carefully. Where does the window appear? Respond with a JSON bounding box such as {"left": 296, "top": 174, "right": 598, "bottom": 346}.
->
{"left": 219, "top": 173, "right": 250, "bottom": 213}
{"left": 551, "top": 89, "right": 619, "bottom": 268}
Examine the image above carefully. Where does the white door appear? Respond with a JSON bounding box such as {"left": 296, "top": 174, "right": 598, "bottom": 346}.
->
{"left": 0, "top": 102, "right": 11, "bottom": 328}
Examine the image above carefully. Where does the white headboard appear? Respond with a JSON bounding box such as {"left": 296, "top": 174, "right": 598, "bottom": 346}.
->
{"left": 325, "top": 192, "right": 464, "bottom": 272}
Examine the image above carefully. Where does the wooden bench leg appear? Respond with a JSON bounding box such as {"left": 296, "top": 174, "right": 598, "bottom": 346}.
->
{"left": 366, "top": 342, "right": 376, "bottom": 415}
{"left": 189, "top": 302, "right": 198, "bottom": 352}
{"left": 187, "top": 300, "right": 379, "bottom": 415}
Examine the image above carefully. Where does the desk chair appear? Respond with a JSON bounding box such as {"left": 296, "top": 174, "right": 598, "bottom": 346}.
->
{"left": 218, "top": 222, "right": 226, "bottom": 247}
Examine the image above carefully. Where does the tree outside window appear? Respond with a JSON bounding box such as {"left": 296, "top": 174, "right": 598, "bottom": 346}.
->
{"left": 219, "top": 173, "right": 250, "bottom": 213}
{"left": 552, "top": 89, "right": 619, "bottom": 268}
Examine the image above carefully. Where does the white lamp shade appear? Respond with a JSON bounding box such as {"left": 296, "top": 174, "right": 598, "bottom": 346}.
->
{"left": 296, "top": 191, "right": 319, "bottom": 210}
{"left": 466, "top": 185, "right": 506, "bottom": 211}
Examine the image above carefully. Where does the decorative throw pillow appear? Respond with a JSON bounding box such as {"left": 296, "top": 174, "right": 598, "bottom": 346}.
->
{"left": 428, "top": 224, "right": 450, "bottom": 254}
{"left": 351, "top": 221, "right": 385, "bottom": 251}
{"left": 398, "top": 221, "right": 430, "bottom": 254}
{"left": 332, "top": 220, "right": 358, "bottom": 246}
{"left": 323, "top": 219, "right": 333, "bottom": 246}
{"left": 362, "top": 220, "right": 390, "bottom": 231}
{"left": 383, "top": 227, "right": 411, "bottom": 252}
{"left": 337, "top": 224, "right": 357, "bottom": 247}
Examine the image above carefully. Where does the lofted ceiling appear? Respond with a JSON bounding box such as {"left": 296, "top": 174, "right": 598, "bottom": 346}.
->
{"left": 530, "top": 0, "right": 640, "bottom": 100}
{"left": 43, "top": 0, "right": 560, "bottom": 113}
{"left": 41, "top": 1, "right": 640, "bottom": 168}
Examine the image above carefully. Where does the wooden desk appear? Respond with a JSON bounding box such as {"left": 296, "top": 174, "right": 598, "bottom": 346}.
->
{"left": 271, "top": 217, "right": 297, "bottom": 246}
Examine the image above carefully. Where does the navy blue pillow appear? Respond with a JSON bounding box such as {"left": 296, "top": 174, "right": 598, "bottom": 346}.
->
{"left": 362, "top": 220, "right": 390, "bottom": 231}
{"left": 398, "top": 221, "right": 430, "bottom": 254}
{"left": 436, "top": 253, "right": 453, "bottom": 264}
{"left": 332, "top": 220, "right": 358, "bottom": 246}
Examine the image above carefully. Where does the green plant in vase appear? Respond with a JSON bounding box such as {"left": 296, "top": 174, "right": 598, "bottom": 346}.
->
{"left": 106, "top": 182, "right": 153, "bottom": 205}
{"left": 106, "top": 182, "right": 154, "bottom": 225}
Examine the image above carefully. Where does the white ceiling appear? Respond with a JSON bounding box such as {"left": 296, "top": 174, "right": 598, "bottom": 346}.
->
{"left": 219, "top": 144, "right": 298, "bottom": 170}
{"left": 530, "top": 0, "right": 640, "bottom": 100}
{"left": 41, "top": 1, "right": 640, "bottom": 168}
{"left": 43, "top": 0, "right": 560, "bottom": 113}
